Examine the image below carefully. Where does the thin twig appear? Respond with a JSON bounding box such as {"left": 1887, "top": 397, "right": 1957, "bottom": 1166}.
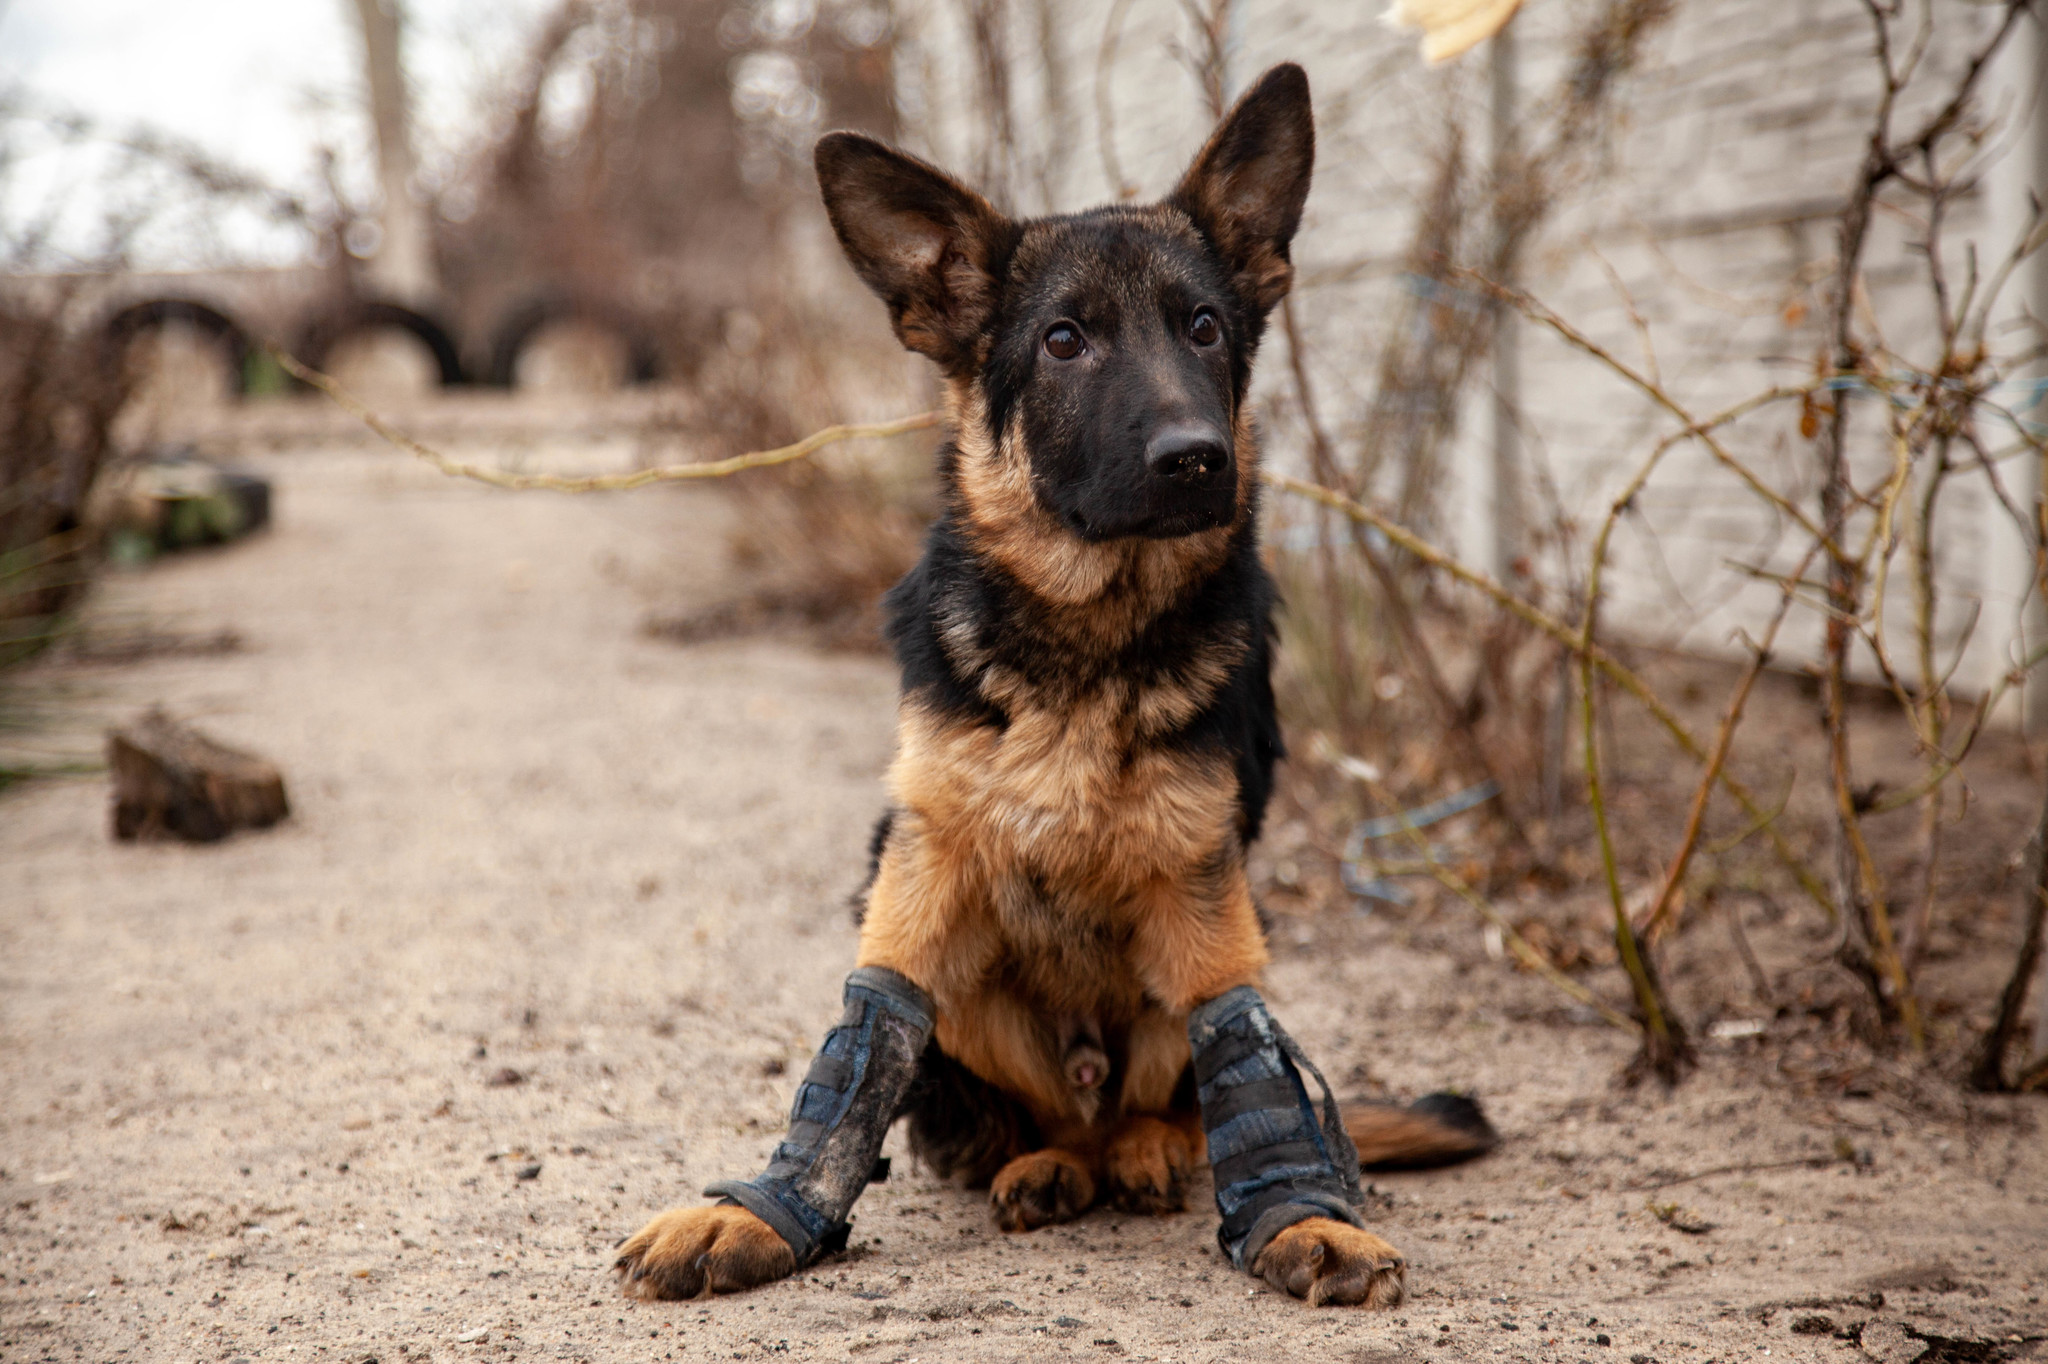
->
{"left": 272, "top": 349, "right": 941, "bottom": 491}
{"left": 1706, "top": 783, "right": 1794, "bottom": 857}
{"left": 1970, "top": 782, "right": 2048, "bottom": 1091}
{"left": 1905, "top": 429, "right": 1955, "bottom": 974}
{"left": 1625, "top": 1153, "right": 1845, "bottom": 1193}
{"left": 1279, "top": 295, "right": 1365, "bottom": 747}
{"left": 1865, "top": 637, "right": 2048, "bottom": 816}
{"left": 1639, "top": 560, "right": 1812, "bottom": 946}
{"left": 1466, "top": 276, "right": 1840, "bottom": 554}
{"left": 1724, "top": 894, "right": 1777, "bottom": 1008}
{"left": 1578, "top": 531, "right": 1689, "bottom": 1078}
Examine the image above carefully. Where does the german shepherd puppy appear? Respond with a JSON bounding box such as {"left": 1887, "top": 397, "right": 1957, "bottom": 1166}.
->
{"left": 614, "top": 62, "right": 1492, "bottom": 1310}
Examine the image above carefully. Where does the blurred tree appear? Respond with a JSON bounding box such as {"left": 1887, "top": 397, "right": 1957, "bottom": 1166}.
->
{"left": 435, "top": 0, "right": 897, "bottom": 380}
{"left": 348, "top": 0, "right": 439, "bottom": 304}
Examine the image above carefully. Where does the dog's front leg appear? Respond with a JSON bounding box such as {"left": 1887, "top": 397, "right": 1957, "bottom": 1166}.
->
{"left": 1186, "top": 987, "right": 1407, "bottom": 1308}
{"left": 615, "top": 967, "right": 933, "bottom": 1299}
{"left": 1129, "top": 871, "right": 1406, "bottom": 1308}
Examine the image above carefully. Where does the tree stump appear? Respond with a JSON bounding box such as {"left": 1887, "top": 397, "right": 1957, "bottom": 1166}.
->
{"left": 106, "top": 708, "right": 289, "bottom": 842}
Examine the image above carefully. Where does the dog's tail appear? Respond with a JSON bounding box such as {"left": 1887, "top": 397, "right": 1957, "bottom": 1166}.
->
{"left": 1342, "top": 1093, "right": 1498, "bottom": 1171}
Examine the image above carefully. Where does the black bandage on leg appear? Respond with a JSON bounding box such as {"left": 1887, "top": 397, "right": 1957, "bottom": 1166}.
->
{"left": 704, "top": 966, "right": 933, "bottom": 1265}
{"left": 1187, "top": 985, "right": 1366, "bottom": 1272}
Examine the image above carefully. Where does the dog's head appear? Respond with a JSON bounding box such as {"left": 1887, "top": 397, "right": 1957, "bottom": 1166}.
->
{"left": 815, "top": 65, "right": 1313, "bottom": 548}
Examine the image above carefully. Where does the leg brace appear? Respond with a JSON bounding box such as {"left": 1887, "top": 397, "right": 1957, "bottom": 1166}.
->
{"left": 704, "top": 966, "right": 933, "bottom": 1266}
{"left": 1187, "top": 985, "right": 1366, "bottom": 1271}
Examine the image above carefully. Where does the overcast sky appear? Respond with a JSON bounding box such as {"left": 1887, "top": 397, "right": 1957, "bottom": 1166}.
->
{"left": 0, "top": 0, "right": 555, "bottom": 268}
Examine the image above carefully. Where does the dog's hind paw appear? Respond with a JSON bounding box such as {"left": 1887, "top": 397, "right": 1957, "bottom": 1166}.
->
{"left": 1103, "top": 1115, "right": 1193, "bottom": 1215}
{"left": 990, "top": 1149, "right": 1094, "bottom": 1231}
{"left": 614, "top": 1205, "right": 795, "bottom": 1300}
{"left": 1251, "top": 1219, "right": 1406, "bottom": 1308}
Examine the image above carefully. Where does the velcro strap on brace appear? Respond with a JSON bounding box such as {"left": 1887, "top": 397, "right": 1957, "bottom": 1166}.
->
{"left": 704, "top": 966, "right": 933, "bottom": 1266}
{"left": 1187, "top": 985, "right": 1366, "bottom": 1271}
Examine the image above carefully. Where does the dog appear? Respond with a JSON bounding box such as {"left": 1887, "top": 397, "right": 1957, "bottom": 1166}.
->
{"left": 613, "top": 62, "right": 1494, "bottom": 1311}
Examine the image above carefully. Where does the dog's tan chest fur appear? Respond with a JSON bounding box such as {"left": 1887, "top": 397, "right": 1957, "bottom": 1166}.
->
{"left": 864, "top": 684, "right": 1261, "bottom": 1128}
{"left": 891, "top": 689, "right": 1238, "bottom": 896}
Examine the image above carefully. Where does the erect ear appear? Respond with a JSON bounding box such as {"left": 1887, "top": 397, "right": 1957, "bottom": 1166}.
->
{"left": 1169, "top": 63, "right": 1315, "bottom": 316}
{"left": 814, "top": 132, "right": 1014, "bottom": 375}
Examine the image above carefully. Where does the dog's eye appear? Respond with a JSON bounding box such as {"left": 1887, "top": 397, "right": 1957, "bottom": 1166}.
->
{"left": 1189, "top": 309, "right": 1221, "bottom": 347}
{"left": 1043, "top": 324, "right": 1083, "bottom": 361}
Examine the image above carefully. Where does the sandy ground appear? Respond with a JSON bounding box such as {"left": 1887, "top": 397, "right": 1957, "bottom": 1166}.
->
{"left": 3, "top": 431, "right": 2046, "bottom": 1364}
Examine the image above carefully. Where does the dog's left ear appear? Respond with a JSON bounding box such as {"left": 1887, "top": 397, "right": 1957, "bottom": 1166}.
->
{"left": 1170, "top": 63, "right": 1315, "bottom": 316}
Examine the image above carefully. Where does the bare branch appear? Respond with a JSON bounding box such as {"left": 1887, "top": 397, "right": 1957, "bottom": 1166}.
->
{"left": 273, "top": 349, "right": 941, "bottom": 492}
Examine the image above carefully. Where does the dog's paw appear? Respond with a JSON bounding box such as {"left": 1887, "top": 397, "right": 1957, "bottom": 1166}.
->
{"left": 613, "top": 1205, "right": 795, "bottom": 1301}
{"left": 1103, "top": 1116, "right": 1193, "bottom": 1215}
{"left": 1251, "top": 1218, "right": 1406, "bottom": 1308}
{"left": 989, "top": 1149, "right": 1095, "bottom": 1232}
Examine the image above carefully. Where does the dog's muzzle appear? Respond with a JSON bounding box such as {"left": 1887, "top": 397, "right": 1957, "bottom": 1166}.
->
{"left": 704, "top": 966, "right": 933, "bottom": 1265}
{"left": 1188, "top": 986, "right": 1367, "bottom": 1272}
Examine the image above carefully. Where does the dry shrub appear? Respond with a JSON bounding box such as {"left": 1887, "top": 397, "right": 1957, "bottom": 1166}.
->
{"left": 707, "top": 457, "right": 934, "bottom": 651}
{"left": 1263, "top": 483, "right": 1569, "bottom": 865}
{"left": 0, "top": 292, "right": 129, "bottom": 668}
{"left": 1261, "top": 0, "right": 1681, "bottom": 856}
{"left": 438, "top": 0, "right": 898, "bottom": 381}
{"left": 1247, "top": 0, "right": 2047, "bottom": 1086}
{"left": 641, "top": 297, "right": 934, "bottom": 652}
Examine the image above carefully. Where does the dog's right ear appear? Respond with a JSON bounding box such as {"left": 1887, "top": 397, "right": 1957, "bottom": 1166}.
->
{"left": 1170, "top": 63, "right": 1315, "bottom": 316}
{"left": 815, "top": 133, "right": 1013, "bottom": 375}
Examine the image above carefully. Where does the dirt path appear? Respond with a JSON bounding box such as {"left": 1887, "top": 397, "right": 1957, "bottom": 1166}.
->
{"left": 3, "top": 434, "right": 2044, "bottom": 1364}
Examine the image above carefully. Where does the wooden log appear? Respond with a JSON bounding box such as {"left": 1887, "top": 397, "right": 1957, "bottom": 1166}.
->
{"left": 106, "top": 707, "right": 289, "bottom": 842}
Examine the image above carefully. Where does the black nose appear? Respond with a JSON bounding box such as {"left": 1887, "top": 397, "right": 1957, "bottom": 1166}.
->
{"left": 1145, "top": 425, "right": 1231, "bottom": 482}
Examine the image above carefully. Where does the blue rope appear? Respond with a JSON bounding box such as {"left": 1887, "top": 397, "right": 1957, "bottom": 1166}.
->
{"left": 1816, "top": 371, "right": 2048, "bottom": 433}
{"left": 1350, "top": 778, "right": 1502, "bottom": 843}
{"left": 1338, "top": 779, "right": 1502, "bottom": 912}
